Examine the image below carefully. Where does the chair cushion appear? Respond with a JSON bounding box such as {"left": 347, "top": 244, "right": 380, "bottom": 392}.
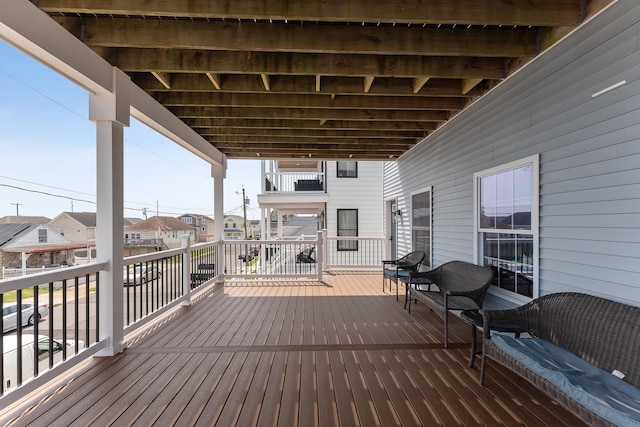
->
{"left": 492, "top": 334, "right": 640, "bottom": 426}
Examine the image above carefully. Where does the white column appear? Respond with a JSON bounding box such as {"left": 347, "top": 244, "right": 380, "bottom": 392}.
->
{"left": 277, "top": 211, "right": 283, "bottom": 239}
{"left": 212, "top": 162, "right": 226, "bottom": 282}
{"left": 91, "top": 68, "right": 129, "bottom": 357}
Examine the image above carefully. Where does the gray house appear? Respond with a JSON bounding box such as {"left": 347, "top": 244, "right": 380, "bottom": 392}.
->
{"left": 384, "top": 1, "right": 640, "bottom": 308}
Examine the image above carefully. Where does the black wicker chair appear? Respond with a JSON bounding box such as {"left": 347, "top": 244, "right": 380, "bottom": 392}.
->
{"left": 406, "top": 261, "right": 493, "bottom": 347}
{"left": 382, "top": 251, "right": 425, "bottom": 301}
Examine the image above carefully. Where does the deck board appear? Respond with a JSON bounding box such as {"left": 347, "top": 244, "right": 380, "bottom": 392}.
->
{"left": 0, "top": 273, "right": 587, "bottom": 427}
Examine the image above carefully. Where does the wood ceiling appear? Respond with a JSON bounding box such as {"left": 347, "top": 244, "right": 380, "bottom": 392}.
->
{"left": 36, "top": 1, "right": 615, "bottom": 160}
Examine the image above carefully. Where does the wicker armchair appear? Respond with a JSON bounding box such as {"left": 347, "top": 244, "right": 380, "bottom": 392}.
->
{"left": 382, "top": 251, "right": 425, "bottom": 300}
{"left": 481, "top": 292, "right": 640, "bottom": 426}
{"left": 406, "top": 261, "right": 493, "bottom": 347}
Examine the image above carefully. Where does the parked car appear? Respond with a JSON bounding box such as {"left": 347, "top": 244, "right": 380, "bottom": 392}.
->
{"left": 123, "top": 265, "right": 160, "bottom": 285}
{"left": 3, "top": 334, "right": 84, "bottom": 391}
{"left": 190, "top": 263, "right": 216, "bottom": 287}
{"left": 238, "top": 246, "right": 259, "bottom": 262}
{"left": 2, "top": 303, "right": 49, "bottom": 333}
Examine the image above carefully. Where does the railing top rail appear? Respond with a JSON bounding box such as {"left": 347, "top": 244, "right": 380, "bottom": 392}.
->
{"left": 0, "top": 261, "right": 109, "bottom": 292}
{"left": 123, "top": 247, "right": 184, "bottom": 264}
{"left": 225, "top": 239, "right": 318, "bottom": 245}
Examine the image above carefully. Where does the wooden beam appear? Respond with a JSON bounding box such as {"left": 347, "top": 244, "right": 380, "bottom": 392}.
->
{"left": 211, "top": 136, "right": 418, "bottom": 146}
{"left": 102, "top": 48, "right": 508, "bottom": 80}
{"left": 155, "top": 92, "right": 463, "bottom": 111}
{"left": 205, "top": 72, "right": 221, "bottom": 89}
{"left": 182, "top": 118, "right": 437, "bottom": 131}
{"left": 364, "top": 76, "right": 375, "bottom": 93}
{"left": 461, "top": 78, "right": 483, "bottom": 95}
{"left": 413, "top": 77, "right": 430, "bottom": 94}
{"left": 261, "top": 74, "right": 271, "bottom": 91}
{"left": 132, "top": 74, "right": 482, "bottom": 97}
{"left": 151, "top": 71, "right": 171, "bottom": 89}
{"left": 37, "top": 0, "right": 585, "bottom": 27}
{"left": 170, "top": 106, "right": 448, "bottom": 121}
{"left": 197, "top": 128, "right": 426, "bottom": 139}
{"left": 53, "top": 17, "right": 538, "bottom": 57}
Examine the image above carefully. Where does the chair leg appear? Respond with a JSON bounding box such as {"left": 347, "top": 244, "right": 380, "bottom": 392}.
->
{"left": 444, "top": 311, "right": 449, "bottom": 348}
{"left": 480, "top": 351, "right": 487, "bottom": 385}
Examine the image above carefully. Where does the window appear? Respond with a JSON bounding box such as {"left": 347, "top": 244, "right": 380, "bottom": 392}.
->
{"left": 38, "top": 229, "right": 47, "bottom": 243}
{"left": 411, "top": 187, "right": 432, "bottom": 269}
{"left": 474, "top": 155, "right": 539, "bottom": 301}
{"left": 59, "top": 228, "right": 65, "bottom": 236}
{"left": 337, "top": 161, "right": 357, "bottom": 178}
{"left": 337, "top": 209, "right": 358, "bottom": 251}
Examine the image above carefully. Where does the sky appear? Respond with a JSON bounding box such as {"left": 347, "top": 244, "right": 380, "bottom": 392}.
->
{"left": 0, "top": 41, "right": 262, "bottom": 221}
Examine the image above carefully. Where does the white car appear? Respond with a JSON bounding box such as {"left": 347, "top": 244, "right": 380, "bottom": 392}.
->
{"left": 3, "top": 335, "right": 84, "bottom": 391}
{"left": 2, "top": 303, "right": 49, "bottom": 333}
{"left": 123, "top": 265, "right": 160, "bottom": 285}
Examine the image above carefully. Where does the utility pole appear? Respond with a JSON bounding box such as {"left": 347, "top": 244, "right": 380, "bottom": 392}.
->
{"left": 11, "top": 202, "right": 22, "bottom": 216}
{"left": 242, "top": 186, "right": 248, "bottom": 240}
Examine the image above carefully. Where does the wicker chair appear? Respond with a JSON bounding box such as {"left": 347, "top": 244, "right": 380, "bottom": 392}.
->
{"left": 382, "top": 251, "right": 425, "bottom": 301}
{"left": 406, "top": 261, "right": 493, "bottom": 347}
{"left": 481, "top": 292, "right": 640, "bottom": 426}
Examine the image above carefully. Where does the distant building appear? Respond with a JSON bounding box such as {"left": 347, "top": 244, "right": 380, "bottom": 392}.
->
{"left": 124, "top": 216, "right": 196, "bottom": 251}
{"left": 48, "top": 212, "right": 97, "bottom": 245}
{"left": 0, "top": 215, "right": 51, "bottom": 224}
{"left": 178, "top": 213, "right": 215, "bottom": 242}
{"left": 0, "top": 223, "right": 84, "bottom": 278}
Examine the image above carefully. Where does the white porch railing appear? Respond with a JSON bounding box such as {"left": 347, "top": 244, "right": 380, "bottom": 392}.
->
{"left": 0, "top": 233, "right": 383, "bottom": 403}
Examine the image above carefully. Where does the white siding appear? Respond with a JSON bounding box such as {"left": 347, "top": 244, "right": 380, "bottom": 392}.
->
{"left": 326, "top": 161, "right": 384, "bottom": 237}
{"left": 384, "top": 0, "right": 640, "bottom": 307}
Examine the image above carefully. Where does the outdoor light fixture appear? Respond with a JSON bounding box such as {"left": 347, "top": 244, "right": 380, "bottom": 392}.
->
{"left": 592, "top": 80, "right": 626, "bottom": 98}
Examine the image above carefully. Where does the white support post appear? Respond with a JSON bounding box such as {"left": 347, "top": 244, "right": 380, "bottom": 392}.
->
{"left": 316, "top": 230, "right": 324, "bottom": 282}
{"left": 181, "top": 235, "right": 192, "bottom": 306}
{"left": 277, "top": 211, "right": 283, "bottom": 239}
{"left": 92, "top": 67, "right": 129, "bottom": 357}
{"left": 212, "top": 163, "right": 226, "bottom": 283}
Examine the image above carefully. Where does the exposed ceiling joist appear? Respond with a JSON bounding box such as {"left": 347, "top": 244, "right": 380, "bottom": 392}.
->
{"left": 34, "top": 0, "right": 612, "bottom": 159}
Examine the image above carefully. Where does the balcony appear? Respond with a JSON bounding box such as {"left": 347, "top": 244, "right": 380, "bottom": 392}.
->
{"left": 0, "top": 271, "right": 584, "bottom": 426}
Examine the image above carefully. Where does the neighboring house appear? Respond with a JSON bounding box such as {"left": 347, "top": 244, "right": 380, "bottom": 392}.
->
{"left": 178, "top": 213, "right": 215, "bottom": 242}
{"left": 280, "top": 215, "right": 319, "bottom": 238}
{"left": 48, "top": 212, "right": 97, "bottom": 245}
{"left": 124, "top": 216, "right": 196, "bottom": 250}
{"left": 223, "top": 214, "right": 246, "bottom": 240}
{"left": 0, "top": 215, "right": 51, "bottom": 224}
{"left": 0, "top": 223, "right": 83, "bottom": 278}
{"left": 258, "top": 160, "right": 384, "bottom": 262}
{"left": 383, "top": 3, "right": 640, "bottom": 309}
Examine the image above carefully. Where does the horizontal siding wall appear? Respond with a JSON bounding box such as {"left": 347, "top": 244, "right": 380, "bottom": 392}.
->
{"left": 384, "top": 0, "right": 640, "bottom": 306}
{"left": 327, "top": 161, "right": 384, "bottom": 237}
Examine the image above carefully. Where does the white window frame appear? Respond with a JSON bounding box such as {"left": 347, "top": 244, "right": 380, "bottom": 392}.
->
{"left": 410, "top": 186, "right": 432, "bottom": 269}
{"left": 473, "top": 155, "right": 539, "bottom": 305}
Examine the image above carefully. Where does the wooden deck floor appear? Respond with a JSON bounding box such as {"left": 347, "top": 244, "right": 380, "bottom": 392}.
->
{"left": 1, "top": 273, "right": 585, "bottom": 426}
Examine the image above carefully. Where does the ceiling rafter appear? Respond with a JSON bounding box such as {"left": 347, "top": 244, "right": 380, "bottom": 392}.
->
{"left": 33, "top": 0, "right": 611, "bottom": 159}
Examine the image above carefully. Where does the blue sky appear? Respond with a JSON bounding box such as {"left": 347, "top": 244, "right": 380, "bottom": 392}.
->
{"left": 0, "top": 41, "right": 261, "bottom": 221}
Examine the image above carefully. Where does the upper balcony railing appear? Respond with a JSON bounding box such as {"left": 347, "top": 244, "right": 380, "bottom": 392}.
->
{"left": 264, "top": 172, "right": 325, "bottom": 194}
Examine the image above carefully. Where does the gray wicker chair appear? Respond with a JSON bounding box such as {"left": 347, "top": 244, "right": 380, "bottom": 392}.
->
{"left": 481, "top": 292, "right": 640, "bottom": 427}
{"left": 382, "top": 251, "right": 425, "bottom": 301}
{"left": 406, "top": 261, "right": 493, "bottom": 347}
